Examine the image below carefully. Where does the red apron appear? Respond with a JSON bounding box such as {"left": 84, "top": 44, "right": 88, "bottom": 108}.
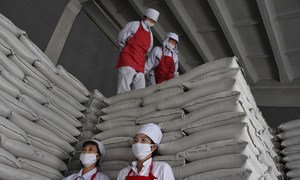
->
{"left": 125, "top": 161, "right": 157, "bottom": 180}
{"left": 154, "top": 49, "right": 175, "bottom": 84}
{"left": 116, "top": 21, "right": 151, "bottom": 73}
{"left": 75, "top": 172, "right": 97, "bottom": 180}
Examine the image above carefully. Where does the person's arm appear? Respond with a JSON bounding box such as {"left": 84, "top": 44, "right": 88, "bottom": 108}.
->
{"left": 144, "top": 47, "right": 160, "bottom": 75}
{"left": 116, "top": 167, "right": 128, "bottom": 180}
{"left": 118, "top": 21, "right": 139, "bottom": 48}
{"left": 160, "top": 163, "right": 175, "bottom": 180}
{"left": 174, "top": 53, "right": 179, "bottom": 77}
{"left": 147, "top": 32, "right": 154, "bottom": 53}
{"left": 144, "top": 47, "right": 161, "bottom": 85}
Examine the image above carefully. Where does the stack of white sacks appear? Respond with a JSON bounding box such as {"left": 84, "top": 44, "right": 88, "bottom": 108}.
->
{"left": 67, "top": 89, "right": 108, "bottom": 174}
{"left": 92, "top": 57, "right": 284, "bottom": 179}
{"left": 278, "top": 119, "right": 300, "bottom": 179}
{"left": 0, "top": 13, "right": 94, "bottom": 179}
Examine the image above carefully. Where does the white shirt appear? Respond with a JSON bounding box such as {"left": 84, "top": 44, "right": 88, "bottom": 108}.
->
{"left": 117, "top": 158, "right": 175, "bottom": 180}
{"left": 118, "top": 20, "right": 153, "bottom": 52}
{"left": 63, "top": 168, "right": 110, "bottom": 180}
{"left": 144, "top": 47, "right": 179, "bottom": 85}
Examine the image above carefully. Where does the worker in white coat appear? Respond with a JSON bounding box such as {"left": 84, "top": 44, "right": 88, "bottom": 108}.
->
{"left": 144, "top": 32, "right": 179, "bottom": 85}
{"left": 64, "top": 140, "right": 110, "bottom": 180}
{"left": 115, "top": 8, "right": 159, "bottom": 94}
{"left": 117, "top": 123, "right": 175, "bottom": 180}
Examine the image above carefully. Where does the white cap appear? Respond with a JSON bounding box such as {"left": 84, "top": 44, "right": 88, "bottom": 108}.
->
{"left": 166, "top": 32, "right": 179, "bottom": 43}
{"left": 144, "top": 8, "right": 160, "bottom": 22}
{"left": 136, "top": 123, "right": 162, "bottom": 144}
{"left": 84, "top": 140, "right": 105, "bottom": 161}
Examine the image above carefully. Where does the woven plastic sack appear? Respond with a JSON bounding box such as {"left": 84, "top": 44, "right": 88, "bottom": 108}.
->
{"left": 142, "top": 87, "right": 184, "bottom": 106}
{"left": 0, "top": 36, "right": 12, "bottom": 55}
{"left": 28, "top": 135, "right": 70, "bottom": 160}
{"left": 10, "top": 54, "right": 52, "bottom": 87}
{"left": 105, "top": 85, "right": 157, "bottom": 105}
{"left": 0, "top": 13, "right": 26, "bottom": 37}
{"left": 93, "top": 126, "right": 139, "bottom": 141}
{"left": 50, "top": 85, "right": 86, "bottom": 113}
{"left": 1, "top": 69, "right": 47, "bottom": 104}
{"left": 57, "top": 65, "right": 90, "bottom": 96}
{"left": 8, "top": 111, "right": 74, "bottom": 153}
{"left": 0, "top": 25, "right": 37, "bottom": 64}
{"left": 0, "top": 162, "right": 50, "bottom": 180}
{"left": 0, "top": 89, "right": 38, "bottom": 120}
{"left": 101, "top": 99, "right": 142, "bottom": 114}
{"left": 34, "top": 61, "right": 88, "bottom": 103}
{"left": 137, "top": 108, "right": 184, "bottom": 125}
{"left": 26, "top": 76, "right": 84, "bottom": 117}
{"left": 20, "top": 95, "right": 81, "bottom": 137}
{"left": 19, "top": 158, "right": 64, "bottom": 180}
{"left": 102, "top": 137, "right": 133, "bottom": 149}
{"left": 0, "top": 146, "right": 22, "bottom": 168}
{"left": 0, "top": 75, "right": 20, "bottom": 98}
{"left": 0, "top": 116, "right": 30, "bottom": 144}
{"left": 158, "top": 56, "right": 239, "bottom": 90}
{"left": 0, "top": 51, "right": 24, "bottom": 79}
{"left": 19, "top": 35, "right": 57, "bottom": 73}
{"left": 45, "top": 102, "right": 82, "bottom": 128}
{"left": 0, "top": 134, "right": 67, "bottom": 171}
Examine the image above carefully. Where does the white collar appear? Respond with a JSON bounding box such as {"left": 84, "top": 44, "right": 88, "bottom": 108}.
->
{"left": 141, "top": 20, "right": 151, "bottom": 30}
{"left": 131, "top": 157, "right": 153, "bottom": 174}
{"left": 132, "top": 157, "right": 152, "bottom": 167}
{"left": 77, "top": 167, "right": 97, "bottom": 179}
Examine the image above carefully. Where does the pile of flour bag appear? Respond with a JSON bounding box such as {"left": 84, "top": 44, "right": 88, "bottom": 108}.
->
{"left": 0, "top": 13, "right": 296, "bottom": 180}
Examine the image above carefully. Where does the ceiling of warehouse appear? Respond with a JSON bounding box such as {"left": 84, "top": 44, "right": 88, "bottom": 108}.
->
{"left": 82, "top": 0, "right": 300, "bottom": 107}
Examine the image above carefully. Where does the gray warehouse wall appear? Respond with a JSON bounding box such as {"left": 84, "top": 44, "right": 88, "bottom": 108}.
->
{"left": 259, "top": 106, "right": 300, "bottom": 129}
{"left": 57, "top": 11, "right": 119, "bottom": 97}
{"left": 0, "top": 0, "right": 68, "bottom": 50}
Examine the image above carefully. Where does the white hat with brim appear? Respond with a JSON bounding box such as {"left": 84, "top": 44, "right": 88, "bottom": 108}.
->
{"left": 144, "top": 8, "right": 160, "bottom": 22}
{"left": 136, "top": 123, "right": 163, "bottom": 145}
{"left": 166, "top": 32, "right": 179, "bottom": 43}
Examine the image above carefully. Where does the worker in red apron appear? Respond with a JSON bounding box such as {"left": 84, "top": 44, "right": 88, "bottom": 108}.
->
{"left": 64, "top": 140, "right": 110, "bottom": 180}
{"left": 144, "top": 32, "right": 179, "bottom": 86}
{"left": 115, "top": 8, "right": 159, "bottom": 94}
{"left": 117, "top": 123, "right": 175, "bottom": 180}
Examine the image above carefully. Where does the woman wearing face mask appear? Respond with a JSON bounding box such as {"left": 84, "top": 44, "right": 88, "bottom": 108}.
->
{"left": 64, "top": 140, "right": 110, "bottom": 180}
{"left": 115, "top": 8, "right": 159, "bottom": 94}
{"left": 144, "top": 32, "right": 179, "bottom": 86}
{"left": 117, "top": 123, "right": 175, "bottom": 180}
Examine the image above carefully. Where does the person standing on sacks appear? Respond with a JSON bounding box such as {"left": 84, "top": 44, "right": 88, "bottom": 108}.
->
{"left": 115, "top": 8, "right": 159, "bottom": 94}
{"left": 64, "top": 140, "right": 110, "bottom": 180}
{"left": 117, "top": 123, "right": 175, "bottom": 180}
{"left": 144, "top": 32, "right": 180, "bottom": 86}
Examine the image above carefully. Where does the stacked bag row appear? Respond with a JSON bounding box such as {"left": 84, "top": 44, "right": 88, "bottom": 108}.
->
{"left": 277, "top": 119, "right": 300, "bottom": 179}
{"left": 66, "top": 89, "right": 108, "bottom": 175}
{"left": 89, "top": 56, "right": 284, "bottom": 179}
{"left": 0, "top": 13, "right": 92, "bottom": 179}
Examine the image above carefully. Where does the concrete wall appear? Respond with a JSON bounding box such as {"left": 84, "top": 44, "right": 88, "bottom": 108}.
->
{"left": 57, "top": 11, "right": 119, "bottom": 97}
{"left": 0, "top": 0, "right": 68, "bottom": 50}
{"left": 259, "top": 106, "right": 300, "bottom": 129}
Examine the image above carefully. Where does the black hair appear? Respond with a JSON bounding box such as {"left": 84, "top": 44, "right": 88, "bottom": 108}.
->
{"left": 82, "top": 141, "right": 101, "bottom": 167}
{"left": 150, "top": 140, "right": 159, "bottom": 157}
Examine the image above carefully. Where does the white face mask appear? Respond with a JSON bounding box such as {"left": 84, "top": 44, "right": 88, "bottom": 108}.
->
{"left": 132, "top": 143, "right": 154, "bottom": 160}
{"left": 145, "top": 20, "right": 155, "bottom": 27}
{"left": 79, "top": 153, "right": 98, "bottom": 167}
{"left": 166, "top": 42, "right": 175, "bottom": 50}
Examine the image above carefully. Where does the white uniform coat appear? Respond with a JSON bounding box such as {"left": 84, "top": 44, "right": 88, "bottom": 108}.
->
{"left": 144, "top": 47, "right": 179, "bottom": 85}
{"left": 117, "top": 158, "right": 175, "bottom": 180}
{"left": 63, "top": 168, "right": 110, "bottom": 180}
